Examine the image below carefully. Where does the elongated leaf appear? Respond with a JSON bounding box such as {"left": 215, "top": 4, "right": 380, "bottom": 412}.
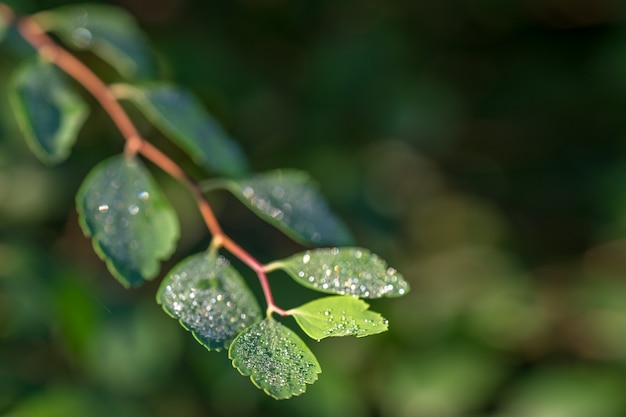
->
{"left": 76, "top": 155, "right": 179, "bottom": 287}
{"left": 290, "top": 295, "right": 388, "bottom": 340}
{"left": 37, "top": 4, "right": 153, "bottom": 79}
{"left": 275, "top": 247, "right": 409, "bottom": 298}
{"left": 229, "top": 319, "right": 321, "bottom": 399}
{"left": 9, "top": 59, "right": 88, "bottom": 164}
{"left": 214, "top": 170, "right": 353, "bottom": 245}
{"left": 157, "top": 251, "right": 262, "bottom": 351}
{"left": 122, "top": 84, "right": 247, "bottom": 176}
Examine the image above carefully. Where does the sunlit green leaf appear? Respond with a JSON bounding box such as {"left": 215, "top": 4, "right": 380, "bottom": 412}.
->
{"left": 229, "top": 319, "right": 321, "bottom": 399}
{"left": 122, "top": 83, "right": 247, "bottom": 176}
{"left": 289, "top": 295, "right": 388, "bottom": 340}
{"left": 9, "top": 59, "right": 88, "bottom": 164}
{"left": 37, "top": 4, "right": 154, "bottom": 79}
{"left": 76, "top": 154, "right": 179, "bottom": 287}
{"left": 210, "top": 170, "right": 354, "bottom": 246}
{"left": 157, "top": 251, "right": 262, "bottom": 351}
{"left": 274, "top": 247, "right": 409, "bottom": 298}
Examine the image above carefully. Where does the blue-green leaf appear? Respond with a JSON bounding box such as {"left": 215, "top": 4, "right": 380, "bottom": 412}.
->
{"left": 122, "top": 83, "right": 248, "bottom": 177}
{"left": 273, "top": 247, "right": 409, "bottom": 298}
{"left": 289, "top": 295, "right": 388, "bottom": 340}
{"left": 229, "top": 319, "right": 321, "bottom": 399}
{"left": 209, "top": 170, "right": 354, "bottom": 246}
{"left": 37, "top": 4, "right": 154, "bottom": 79}
{"left": 76, "top": 154, "right": 179, "bottom": 287}
{"left": 9, "top": 59, "right": 88, "bottom": 165}
{"left": 157, "top": 251, "right": 262, "bottom": 351}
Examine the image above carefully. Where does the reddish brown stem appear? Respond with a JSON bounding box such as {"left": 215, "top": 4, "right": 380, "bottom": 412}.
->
{"left": 4, "top": 4, "right": 284, "bottom": 317}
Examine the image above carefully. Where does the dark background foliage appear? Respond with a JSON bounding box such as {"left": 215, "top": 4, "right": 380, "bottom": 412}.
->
{"left": 3, "top": 0, "right": 626, "bottom": 416}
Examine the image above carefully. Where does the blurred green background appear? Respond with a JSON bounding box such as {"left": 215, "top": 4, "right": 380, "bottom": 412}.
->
{"left": 4, "top": 0, "right": 626, "bottom": 416}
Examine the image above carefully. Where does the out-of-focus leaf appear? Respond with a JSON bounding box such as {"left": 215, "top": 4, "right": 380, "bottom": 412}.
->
{"left": 37, "top": 4, "right": 154, "bottom": 79}
{"left": 229, "top": 319, "right": 321, "bottom": 399}
{"left": 157, "top": 251, "right": 262, "bottom": 351}
{"left": 209, "top": 170, "right": 354, "bottom": 245}
{"left": 289, "top": 295, "right": 388, "bottom": 340}
{"left": 76, "top": 154, "right": 179, "bottom": 287}
{"left": 274, "top": 247, "right": 409, "bottom": 298}
{"left": 122, "top": 83, "right": 247, "bottom": 177}
{"left": 501, "top": 367, "right": 626, "bottom": 417}
{"left": 9, "top": 59, "right": 88, "bottom": 164}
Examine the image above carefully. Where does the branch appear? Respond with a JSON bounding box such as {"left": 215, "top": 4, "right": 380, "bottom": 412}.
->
{"left": 3, "top": 3, "right": 285, "bottom": 316}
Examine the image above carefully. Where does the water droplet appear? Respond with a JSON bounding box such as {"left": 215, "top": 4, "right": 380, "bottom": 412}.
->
{"left": 71, "top": 27, "right": 92, "bottom": 48}
{"left": 302, "top": 253, "right": 311, "bottom": 264}
{"left": 242, "top": 186, "right": 254, "bottom": 198}
{"left": 138, "top": 191, "right": 150, "bottom": 200}
{"left": 128, "top": 204, "right": 139, "bottom": 215}
{"left": 98, "top": 204, "right": 109, "bottom": 212}
{"left": 271, "top": 186, "right": 285, "bottom": 199}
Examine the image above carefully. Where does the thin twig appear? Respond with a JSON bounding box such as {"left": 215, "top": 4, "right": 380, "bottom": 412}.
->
{"left": 5, "top": 3, "right": 284, "bottom": 316}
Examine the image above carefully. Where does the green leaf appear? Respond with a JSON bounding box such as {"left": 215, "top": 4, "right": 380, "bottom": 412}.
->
{"left": 229, "top": 319, "right": 321, "bottom": 399}
{"left": 37, "top": 4, "right": 154, "bottom": 79}
{"left": 275, "top": 247, "right": 409, "bottom": 298}
{"left": 157, "top": 251, "right": 262, "bottom": 351}
{"left": 76, "top": 154, "right": 179, "bottom": 287}
{"left": 289, "top": 295, "right": 388, "bottom": 340}
{"left": 214, "top": 170, "right": 354, "bottom": 246}
{"left": 9, "top": 59, "right": 88, "bottom": 165}
{"left": 122, "top": 83, "right": 247, "bottom": 177}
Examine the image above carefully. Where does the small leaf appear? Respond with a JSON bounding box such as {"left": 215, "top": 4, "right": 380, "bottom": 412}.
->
{"left": 290, "top": 295, "right": 388, "bottom": 340}
{"left": 76, "top": 154, "right": 179, "bottom": 287}
{"left": 276, "top": 247, "right": 409, "bottom": 298}
{"left": 9, "top": 59, "right": 88, "bottom": 164}
{"left": 38, "top": 4, "right": 154, "bottom": 79}
{"left": 123, "top": 84, "right": 247, "bottom": 176}
{"left": 229, "top": 319, "right": 321, "bottom": 399}
{"left": 157, "top": 251, "right": 262, "bottom": 351}
{"left": 216, "top": 170, "right": 353, "bottom": 246}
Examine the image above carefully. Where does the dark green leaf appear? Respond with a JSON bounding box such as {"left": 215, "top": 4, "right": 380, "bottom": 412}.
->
{"left": 37, "top": 4, "right": 154, "bottom": 79}
{"left": 275, "top": 247, "right": 409, "bottom": 298}
{"left": 122, "top": 83, "right": 247, "bottom": 177}
{"left": 9, "top": 59, "right": 88, "bottom": 164}
{"left": 76, "top": 155, "right": 179, "bottom": 287}
{"left": 212, "top": 170, "right": 353, "bottom": 245}
{"left": 157, "top": 251, "right": 262, "bottom": 351}
{"left": 229, "top": 319, "right": 321, "bottom": 399}
{"left": 290, "top": 295, "right": 388, "bottom": 340}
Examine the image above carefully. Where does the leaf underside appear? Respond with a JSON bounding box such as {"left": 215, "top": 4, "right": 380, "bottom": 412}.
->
{"left": 157, "top": 251, "right": 262, "bottom": 351}
{"left": 126, "top": 84, "right": 248, "bottom": 177}
{"left": 39, "top": 4, "right": 154, "bottom": 79}
{"left": 290, "top": 295, "right": 388, "bottom": 340}
{"left": 278, "top": 247, "right": 409, "bottom": 298}
{"left": 229, "top": 319, "right": 321, "bottom": 399}
{"left": 223, "top": 170, "right": 354, "bottom": 246}
{"left": 76, "top": 155, "right": 179, "bottom": 287}
{"left": 9, "top": 59, "right": 88, "bottom": 165}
